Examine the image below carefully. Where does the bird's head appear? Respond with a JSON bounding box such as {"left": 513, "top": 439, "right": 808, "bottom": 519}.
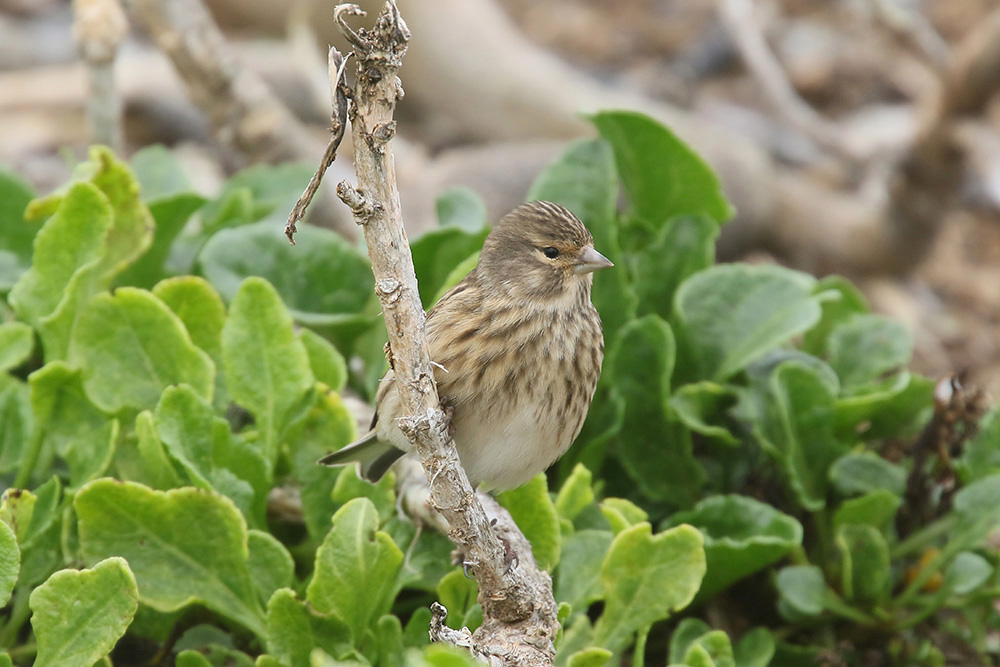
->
{"left": 477, "top": 201, "right": 613, "bottom": 304}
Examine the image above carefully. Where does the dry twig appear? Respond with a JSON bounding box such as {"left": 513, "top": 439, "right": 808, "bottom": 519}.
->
{"left": 72, "top": 0, "right": 128, "bottom": 152}
{"left": 322, "top": 2, "right": 558, "bottom": 664}
{"left": 285, "top": 49, "right": 350, "bottom": 244}
{"left": 717, "top": 0, "right": 860, "bottom": 162}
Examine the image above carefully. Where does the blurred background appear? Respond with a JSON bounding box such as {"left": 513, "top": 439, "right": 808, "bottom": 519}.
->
{"left": 2, "top": 0, "right": 999, "bottom": 396}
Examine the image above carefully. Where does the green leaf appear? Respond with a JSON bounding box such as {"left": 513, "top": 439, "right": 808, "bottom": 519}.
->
{"left": 13, "top": 147, "right": 154, "bottom": 354}
{"left": 673, "top": 264, "right": 822, "bottom": 382}
{"left": 555, "top": 529, "right": 612, "bottom": 612}
{"left": 834, "top": 372, "right": 933, "bottom": 441}
{"left": 435, "top": 187, "right": 487, "bottom": 231}
{"left": 600, "top": 498, "right": 648, "bottom": 535}
{"left": 29, "top": 362, "right": 117, "bottom": 488}
{"left": 289, "top": 387, "right": 358, "bottom": 541}
{"left": 153, "top": 276, "right": 229, "bottom": 409}
{"left": 152, "top": 276, "right": 226, "bottom": 360}
{"left": 118, "top": 193, "right": 206, "bottom": 289}
{"left": 801, "top": 276, "right": 868, "bottom": 357}
{"left": 0, "top": 520, "right": 19, "bottom": 606}
{"left": 528, "top": 137, "right": 635, "bottom": 339}
{"left": 221, "top": 277, "right": 315, "bottom": 463}
{"left": 669, "top": 381, "right": 739, "bottom": 446}
{"left": 829, "top": 453, "right": 907, "bottom": 497}
{"left": 498, "top": 474, "right": 561, "bottom": 570}
{"left": 683, "top": 631, "right": 735, "bottom": 667}
{"left": 177, "top": 651, "right": 212, "bottom": 667}
{"left": 154, "top": 384, "right": 263, "bottom": 519}
{"left": 751, "top": 361, "right": 847, "bottom": 511}
{"left": 593, "top": 523, "right": 705, "bottom": 652}
{"left": 828, "top": 315, "right": 912, "bottom": 389}
{"left": 958, "top": 407, "right": 1000, "bottom": 483}
{"left": 200, "top": 220, "right": 374, "bottom": 333}
{"left": 68, "top": 288, "right": 214, "bottom": 413}
{"left": 75, "top": 479, "right": 266, "bottom": 638}
{"left": 669, "top": 618, "right": 712, "bottom": 664}
{"left": 833, "top": 490, "right": 901, "bottom": 534}
{"left": 306, "top": 498, "right": 403, "bottom": 645}
{"left": 412, "top": 225, "right": 489, "bottom": 307}
{"left": 130, "top": 144, "right": 193, "bottom": 200}
{"left": 943, "top": 552, "right": 992, "bottom": 595}
{"left": 590, "top": 110, "right": 733, "bottom": 225}
{"left": 66, "top": 146, "right": 155, "bottom": 283}
{"left": 29, "top": 557, "right": 138, "bottom": 667}
{"left": 555, "top": 463, "right": 595, "bottom": 523}
{"left": 776, "top": 565, "right": 825, "bottom": 618}
{"left": 201, "top": 163, "right": 313, "bottom": 229}
{"left": 300, "top": 328, "right": 348, "bottom": 393}
{"left": 1, "top": 477, "right": 61, "bottom": 588}
{"left": 0, "top": 169, "right": 36, "bottom": 291}
{"left": 430, "top": 252, "right": 480, "bottom": 305}
{"left": 0, "top": 377, "right": 32, "bottom": 476}
{"left": 565, "top": 648, "right": 612, "bottom": 667}
{"left": 836, "top": 524, "right": 890, "bottom": 603}
{"left": 0, "top": 322, "right": 33, "bottom": 372}
{"left": 733, "top": 628, "right": 776, "bottom": 667}
{"left": 265, "top": 588, "right": 352, "bottom": 667}
{"left": 609, "top": 316, "right": 704, "bottom": 506}
{"left": 632, "top": 215, "right": 718, "bottom": 322}
{"left": 133, "top": 410, "right": 184, "bottom": 490}
{"left": 331, "top": 465, "right": 396, "bottom": 524}
{"left": 9, "top": 182, "right": 112, "bottom": 330}
{"left": 247, "top": 530, "right": 294, "bottom": 605}
{"left": 666, "top": 495, "right": 802, "bottom": 599}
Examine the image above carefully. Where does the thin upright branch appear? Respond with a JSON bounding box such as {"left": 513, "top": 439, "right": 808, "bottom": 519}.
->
{"left": 73, "top": 0, "right": 128, "bottom": 152}
{"left": 325, "top": 2, "right": 559, "bottom": 664}
{"left": 285, "top": 49, "right": 351, "bottom": 244}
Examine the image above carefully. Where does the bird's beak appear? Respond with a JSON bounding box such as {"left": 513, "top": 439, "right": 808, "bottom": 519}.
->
{"left": 574, "top": 246, "right": 614, "bottom": 275}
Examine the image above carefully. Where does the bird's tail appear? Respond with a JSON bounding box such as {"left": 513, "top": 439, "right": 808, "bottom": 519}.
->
{"left": 318, "top": 431, "right": 405, "bottom": 482}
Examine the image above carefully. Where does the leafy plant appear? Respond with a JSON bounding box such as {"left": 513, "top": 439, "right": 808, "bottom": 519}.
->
{"left": 0, "top": 109, "right": 997, "bottom": 667}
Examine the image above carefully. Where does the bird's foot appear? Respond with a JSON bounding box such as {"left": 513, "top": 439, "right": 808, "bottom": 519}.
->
{"left": 439, "top": 395, "right": 457, "bottom": 438}
{"left": 451, "top": 519, "right": 518, "bottom": 578}
{"left": 492, "top": 518, "right": 519, "bottom": 573}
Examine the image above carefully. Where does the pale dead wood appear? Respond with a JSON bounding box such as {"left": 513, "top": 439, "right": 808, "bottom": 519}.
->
{"left": 284, "top": 48, "right": 350, "bottom": 244}
{"left": 123, "top": 0, "right": 314, "bottom": 164}
{"left": 122, "top": 0, "right": 360, "bottom": 239}
{"left": 329, "top": 2, "right": 558, "bottom": 664}
{"left": 72, "top": 0, "right": 127, "bottom": 152}
{"left": 717, "top": 0, "right": 861, "bottom": 162}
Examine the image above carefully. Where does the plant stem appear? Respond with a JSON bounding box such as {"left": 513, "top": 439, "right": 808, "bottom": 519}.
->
{"left": 633, "top": 624, "right": 649, "bottom": 667}
{"left": 889, "top": 515, "right": 956, "bottom": 560}
{"left": 0, "top": 587, "right": 31, "bottom": 649}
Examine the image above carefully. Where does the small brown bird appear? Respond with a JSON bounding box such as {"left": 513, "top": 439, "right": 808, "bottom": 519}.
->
{"left": 320, "top": 201, "right": 613, "bottom": 490}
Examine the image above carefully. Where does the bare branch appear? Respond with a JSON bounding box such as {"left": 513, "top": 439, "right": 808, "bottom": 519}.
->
{"left": 717, "top": 0, "right": 861, "bottom": 161}
{"left": 123, "top": 0, "right": 317, "bottom": 165}
{"left": 73, "top": 0, "right": 128, "bottom": 152}
{"left": 285, "top": 48, "right": 351, "bottom": 244}
{"left": 329, "top": 2, "right": 558, "bottom": 662}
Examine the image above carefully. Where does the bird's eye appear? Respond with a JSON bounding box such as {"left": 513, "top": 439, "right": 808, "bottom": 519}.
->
{"left": 542, "top": 247, "right": 559, "bottom": 259}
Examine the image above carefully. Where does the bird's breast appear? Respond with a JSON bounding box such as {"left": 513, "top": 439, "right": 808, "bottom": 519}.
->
{"left": 433, "top": 304, "right": 604, "bottom": 489}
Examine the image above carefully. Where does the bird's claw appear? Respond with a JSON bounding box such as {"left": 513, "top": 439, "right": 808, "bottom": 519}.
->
{"left": 440, "top": 396, "right": 457, "bottom": 438}
{"left": 491, "top": 518, "right": 519, "bottom": 573}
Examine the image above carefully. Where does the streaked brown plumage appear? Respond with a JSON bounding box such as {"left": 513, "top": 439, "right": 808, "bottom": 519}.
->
{"left": 319, "top": 201, "right": 612, "bottom": 490}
